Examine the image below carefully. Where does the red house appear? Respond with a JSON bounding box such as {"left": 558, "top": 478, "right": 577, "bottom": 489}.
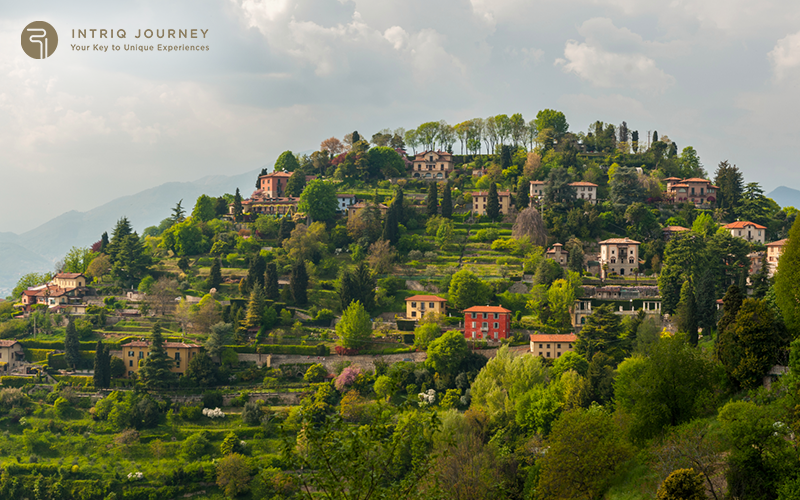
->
{"left": 463, "top": 305, "right": 512, "bottom": 341}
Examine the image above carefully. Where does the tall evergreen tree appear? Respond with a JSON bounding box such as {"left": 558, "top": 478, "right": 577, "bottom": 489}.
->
{"left": 100, "top": 231, "right": 109, "bottom": 254}
{"left": 207, "top": 258, "right": 222, "bottom": 290}
{"left": 441, "top": 182, "right": 453, "bottom": 219}
{"left": 246, "top": 255, "right": 266, "bottom": 290}
{"left": 107, "top": 217, "right": 134, "bottom": 263}
{"left": 285, "top": 169, "right": 306, "bottom": 197}
{"left": 394, "top": 187, "right": 405, "bottom": 224}
{"left": 233, "top": 188, "right": 243, "bottom": 222}
{"left": 716, "top": 284, "right": 743, "bottom": 356}
{"left": 652, "top": 131, "right": 658, "bottom": 143}
{"left": 207, "top": 322, "right": 233, "bottom": 359}
{"left": 264, "top": 262, "right": 279, "bottom": 300}
{"left": 486, "top": 182, "right": 500, "bottom": 221}
{"left": 214, "top": 197, "right": 228, "bottom": 216}
{"left": 714, "top": 161, "right": 744, "bottom": 216}
{"left": 499, "top": 145, "right": 512, "bottom": 169}
{"left": 382, "top": 202, "right": 400, "bottom": 245}
{"left": 243, "top": 287, "right": 265, "bottom": 330}
{"left": 278, "top": 217, "right": 295, "bottom": 244}
{"left": 775, "top": 216, "right": 800, "bottom": 332}
{"left": 93, "top": 341, "right": 110, "bottom": 389}
{"left": 515, "top": 181, "right": 530, "bottom": 210}
{"left": 695, "top": 269, "right": 717, "bottom": 337}
{"left": 171, "top": 200, "right": 186, "bottom": 224}
{"left": 676, "top": 280, "right": 698, "bottom": 346}
{"left": 339, "top": 262, "right": 376, "bottom": 312}
{"left": 139, "top": 322, "right": 175, "bottom": 389}
{"left": 751, "top": 255, "right": 770, "bottom": 299}
{"left": 291, "top": 260, "right": 309, "bottom": 306}
{"left": 64, "top": 319, "right": 81, "bottom": 370}
{"left": 426, "top": 182, "right": 438, "bottom": 217}
{"left": 110, "top": 234, "right": 151, "bottom": 288}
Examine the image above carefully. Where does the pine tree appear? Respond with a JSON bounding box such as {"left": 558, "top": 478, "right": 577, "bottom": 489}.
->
{"left": 243, "top": 287, "right": 265, "bottom": 330}
{"left": 441, "top": 182, "right": 453, "bottom": 219}
{"left": 676, "top": 280, "right": 698, "bottom": 346}
{"left": 752, "top": 254, "right": 769, "bottom": 299}
{"left": 107, "top": 217, "right": 133, "bottom": 263}
{"left": 64, "top": 319, "right": 81, "bottom": 370}
{"left": 171, "top": 200, "right": 186, "bottom": 224}
{"left": 233, "top": 188, "right": 243, "bottom": 222}
{"left": 207, "top": 258, "right": 223, "bottom": 290}
{"left": 426, "top": 182, "right": 438, "bottom": 217}
{"left": 139, "top": 322, "right": 175, "bottom": 389}
{"left": 291, "top": 260, "right": 309, "bottom": 306}
{"left": 264, "top": 262, "right": 279, "bottom": 300}
{"left": 278, "top": 217, "right": 295, "bottom": 244}
{"left": 340, "top": 262, "right": 376, "bottom": 312}
{"left": 100, "top": 231, "right": 109, "bottom": 254}
{"left": 246, "top": 255, "right": 266, "bottom": 290}
{"left": 207, "top": 322, "right": 232, "bottom": 359}
{"left": 382, "top": 202, "right": 399, "bottom": 245}
{"left": 695, "top": 269, "right": 717, "bottom": 336}
{"left": 487, "top": 182, "right": 500, "bottom": 221}
{"left": 516, "top": 181, "right": 530, "bottom": 210}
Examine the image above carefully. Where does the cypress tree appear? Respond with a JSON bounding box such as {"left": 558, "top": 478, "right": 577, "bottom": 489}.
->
{"left": 339, "top": 269, "right": 356, "bottom": 311}
{"left": 441, "top": 182, "right": 453, "bottom": 219}
{"left": 243, "top": 287, "right": 265, "bottom": 330}
{"left": 751, "top": 255, "right": 769, "bottom": 299}
{"left": 695, "top": 269, "right": 717, "bottom": 337}
{"left": 171, "top": 200, "right": 186, "bottom": 224}
{"left": 93, "top": 341, "right": 111, "bottom": 389}
{"left": 516, "top": 182, "right": 530, "bottom": 210}
{"left": 426, "top": 182, "right": 438, "bottom": 217}
{"left": 64, "top": 319, "right": 81, "bottom": 370}
{"left": 100, "top": 231, "right": 109, "bottom": 253}
{"left": 716, "top": 284, "right": 743, "bottom": 358}
{"left": 291, "top": 260, "right": 309, "bottom": 306}
{"left": 487, "top": 182, "right": 500, "bottom": 221}
{"left": 207, "top": 258, "right": 222, "bottom": 290}
{"left": 233, "top": 188, "right": 243, "bottom": 222}
{"left": 278, "top": 217, "right": 295, "bottom": 244}
{"left": 652, "top": 131, "right": 658, "bottom": 143}
{"left": 139, "top": 322, "right": 175, "bottom": 389}
{"left": 775, "top": 217, "right": 800, "bottom": 332}
{"left": 382, "top": 202, "right": 399, "bottom": 245}
{"left": 500, "top": 145, "right": 512, "bottom": 169}
{"left": 354, "top": 262, "right": 376, "bottom": 312}
{"left": 246, "top": 255, "right": 266, "bottom": 290}
{"left": 264, "top": 262, "right": 279, "bottom": 300}
{"left": 394, "top": 188, "right": 405, "bottom": 224}
{"left": 676, "top": 280, "right": 698, "bottom": 346}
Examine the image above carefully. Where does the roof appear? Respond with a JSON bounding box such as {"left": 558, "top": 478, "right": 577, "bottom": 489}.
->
{"left": 54, "top": 273, "right": 84, "bottom": 279}
{"left": 258, "top": 171, "right": 292, "bottom": 178}
{"left": 530, "top": 334, "right": 577, "bottom": 343}
{"left": 124, "top": 341, "right": 149, "bottom": 347}
{"left": 529, "top": 180, "right": 546, "bottom": 185}
{"left": 681, "top": 178, "right": 713, "bottom": 184}
{"left": 724, "top": 221, "right": 767, "bottom": 230}
{"left": 470, "top": 191, "right": 512, "bottom": 197}
{"left": 405, "top": 295, "right": 447, "bottom": 302}
{"left": 414, "top": 150, "right": 454, "bottom": 160}
{"left": 663, "top": 177, "right": 682, "bottom": 181}
{"left": 663, "top": 226, "right": 689, "bottom": 232}
{"left": 670, "top": 183, "right": 689, "bottom": 188}
{"left": 767, "top": 238, "right": 789, "bottom": 247}
{"left": 164, "top": 342, "right": 203, "bottom": 348}
{"left": 123, "top": 341, "right": 202, "bottom": 348}
{"left": 599, "top": 237, "right": 641, "bottom": 245}
{"left": 464, "top": 305, "right": 512, "bottom": 313}
{"left": 0, "top": 340, "right": 20, "bottom": 347}
{"left": 568, "top": 181, "right": 598, "bottom": 187}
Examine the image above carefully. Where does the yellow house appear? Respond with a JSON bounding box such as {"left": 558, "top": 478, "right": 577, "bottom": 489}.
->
{"left": 470, "top": 190, "right": 512, "bottom": 216}
{"left": 766, "top": 238, "right": 788, "bottom": 277}
{"left": 0, "top": 340, "right": 25, "bottom": 372}
{"left": 405, "top": 295, "right": 447, "bottom": 319}
{"left": 121, "top": 340, "right": 202, "bottom": 378}
{"left": 52, "top": 273, "right": 87, "bottom": 289}
{"left": 529, "top": 334, "right": 577, "bottom": 359}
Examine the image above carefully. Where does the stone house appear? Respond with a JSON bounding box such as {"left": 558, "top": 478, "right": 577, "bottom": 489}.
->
{"left": 411, "top": 150, "right": 455, "bottom": 180}
{"left": 599, "top": 237, "right": 640, "bottom": 278}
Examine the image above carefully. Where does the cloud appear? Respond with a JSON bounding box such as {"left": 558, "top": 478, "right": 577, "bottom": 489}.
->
{"left": 558, "top": 93, "right": 651, "bottom": 121}
{"left": 555, "top": 18, "right": 676, "bottom": 92}
{"left": 769, "top": 31, "right": 800, "bottom": 81}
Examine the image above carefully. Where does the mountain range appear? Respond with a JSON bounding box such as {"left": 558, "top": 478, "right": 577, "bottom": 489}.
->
{"left": 0, "top": 168, "right": 260, "bottom": 297}
{"left": 766, "top": 186, "right": 800, "bottom": 210}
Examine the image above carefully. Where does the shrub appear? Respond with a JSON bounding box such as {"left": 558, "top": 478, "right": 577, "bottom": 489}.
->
{"left": 179, "top": 405, "right": 202, "bottom": 421}
{"left": 203, "top": 391, "right": 223, "bottom": 408}
{"left": 181, "top": 433, "right": 212, "bottom": 459}
{"left": 304, "top": 364, "right": 328, "bottom": 383}
{"left": 241, "top": 401, "right": 263, "bottom": 425}
{"left": 334, "top": 366, "right": 362, "bottom": 392}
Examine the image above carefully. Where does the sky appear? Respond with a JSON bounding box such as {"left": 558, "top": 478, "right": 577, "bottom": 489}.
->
{"left": 2, "top": 0, "right": 800, "bottom": 233}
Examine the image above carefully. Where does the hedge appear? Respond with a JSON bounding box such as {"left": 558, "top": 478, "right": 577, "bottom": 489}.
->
{"left": 225, "top": 344, "right": 329, "bottom": 356}
{"left": 18, "top": 337, "right": 142, "bottom": 351}
{"left": 0, "top": 376, "right": 33, "bottom": 387}
{"left": 396, "top": 319, "right": 416, "bottom": 331}
{"left": 23, "top": 348, "right": 53, "bottom": 363}
{"left": 53, "top": 375, "right": 94, "bottom": 387}
{"left": 359, "top": 347, "right": 416, "bottom": 355}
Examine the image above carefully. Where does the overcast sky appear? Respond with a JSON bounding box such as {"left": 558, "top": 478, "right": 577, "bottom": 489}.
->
{"left": 2, "top": 0, "right": 800, "bottom": 233}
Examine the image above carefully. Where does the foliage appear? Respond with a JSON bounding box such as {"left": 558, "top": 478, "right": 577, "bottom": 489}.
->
{"left": 448, "top": 270, "right": 490, "bottom": 310}
{"left": 138, "top": 323, "right": 175, "bottom": 389}
{"left": 426, "top": 330, "right": 470, "bottom": 377}
{"left": 216, "top": 453, "right": 252, "bottom": 497}
{"left": 299, "top": 180, "right": 339, "bottom": 222}
{"left": 656, "top": 468, "right": 708, "bottom": 500}
{"left": 775, "top": 215, "right": 800, "bottom": 333}
{"left": 336, "top": 301, "right": 372, "bottom": 350}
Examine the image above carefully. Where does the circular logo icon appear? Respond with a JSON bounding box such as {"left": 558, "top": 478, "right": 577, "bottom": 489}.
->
{"left": 21, "top": 21, "right": 58, "bottom": 59}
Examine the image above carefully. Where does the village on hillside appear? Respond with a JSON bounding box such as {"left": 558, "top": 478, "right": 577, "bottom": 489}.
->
{"left": 1, "top": 113, "right": 799, "bottom": 500}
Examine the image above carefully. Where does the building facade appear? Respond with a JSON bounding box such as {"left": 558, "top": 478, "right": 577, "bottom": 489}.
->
{"left": 723, "top": 221, "right": 767, "bottom": 244}
{"left": 337, "top": 194, "right": 357, "bottom": 213}
{"left": 599, "top": 237, "right": 640, "bottom": 278}
{"left": 257, "top": 171, "right": 292, "bottom": 198}
{"left": 411, "top": 150, "right": 455, "bottom": 180}
{"left": 545, "top": 243, "right": 567, "bottom": 266}
{"left": 52, "top": 273, "right": 86, "bottom": 289}
{"left": 470, "top": 190, "right": 512, "bottom": 216}
{"left": 529, "top": 181, "right": 598, "bottom": 204}
{"left": 0, "top": 340, "right": 24, "bottom": 372}
{"left": 766, "top": 238, "right": 788, "bottom": 277}
{"left": 120, "top": 340, "right": 203, "bottom": 378}
{"left": 665, "top": 177, "right": 718, "bottom": 206}
{"left": 405, "top": 295, "right": 447, "bottom": 319}
{"left": 529, "top": 334, "right": 577, "bottom": 359}
{"left": 463, "top": 306, "right": 512, "bottom": 341}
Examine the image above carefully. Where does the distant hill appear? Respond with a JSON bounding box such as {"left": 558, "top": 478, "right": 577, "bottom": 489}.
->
{"left": 0, "top": 168, "right": 261, "bottom": 297}
{"left": 767, "top": 186, "right": 800, "bottom": 209}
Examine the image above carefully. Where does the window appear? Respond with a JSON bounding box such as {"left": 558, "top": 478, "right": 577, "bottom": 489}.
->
{"left": 494, "top": 313, "right": 499, "bottom": 319}
{"left": 557, "top": 352, "right": 561, "bottom": 357}
{"left": 494, "top": 322, "right": 499, "bottom": 329}
{"left": 539, "top": 352, "right": 543, "bottom": 356}
{"left": 547, "top": 344, "right": 550, "bottom": 349}
{"left": 539, "top": 343, "right": 543, "bottom": 348}
{"left": 411, "top": 302, "right": 416, "bottom": 308}
{"left": 471, "top": 322, "right": 476, "bottom": 328}
{"left": 494, "top": 332, "right": 498, "bottom": 339}
{"left": 569, "top": 343, "right": 573, "bottom": 348}
{"left": 546, "top": 352, "right": 550, "bottom": 357}
{"left": 472, "top": 313, "right": 477, "bottom": 319}
{"left": 175, "top": 352, "right": 181, "bottom": 361}
{"left": 482, "top": 322, "right": 488, "bottom": 328}
{"left": 557, "top": 343, "right": 561, "bottom": 349}
{"left": 139, "top": 351, "right": 144, "bottom": 359}
{"left": 429, "top": 302, "right": 435, "bottom": 308}
{"left": 128, "top": 351, "right": 134, "bottom": 357}
{"left": 176, "top": 361, "right": 180, "bottom": 368}
{"left": 483, "top": 313, "right": 488, "bottom": 319}
{"left": 129, "top": 360, "right": 133, "bottom": 367}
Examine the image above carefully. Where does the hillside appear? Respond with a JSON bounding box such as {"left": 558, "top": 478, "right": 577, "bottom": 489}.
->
{"left": 767, "top": 185, "right": 800, "bottom": 208}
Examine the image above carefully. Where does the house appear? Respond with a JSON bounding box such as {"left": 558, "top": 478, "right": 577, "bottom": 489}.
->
{"left": 20, "top": 285, "right": 80, "bottom": 310}
{"left": 52, "top": 273, "right": 86, "bottom": 289}
{"left": 239, "top": 193, "right": 299, "bottom": 217}
{"left": 405, "top": 295, "right": 447, "bottom": 319}
{"left": 463, "top": 305, "right": 512, "bottom": 341}
{"left": 748, "top": 251, "right": 765, "bottom": 275}
{"left": 470, "top": 190, "right": 512, "bottom": 216}
{"left": 529, "top": 334, "right": 577, "bottom": 359}
{"left": 0, "top": 340, "right": 25, "bottom": 372}
{"left": 337, "top": 194, "right": 357, "bottom": 213}
{"left": 665, "top": 178, "right": 718, "bottom": 206}
{"left": 529, "top": 181, "right": 545, "bottom": 201}
{"left": 766, "top": 238, "right": 788, "bottom": 277}
{"left": 120, "top": 340, "right": 203, "bottom": 378}
{"left": 545, "top": 243, "right": 567, "bottom": 266}
{"left": 411, "top": 150, "right": 455, "bottom": 180}
{"left": 723, "top": 221, "right": 767, "bottom": 244}
{"left": 347, "top": 202, "right": 389, "bottom": 218}
{"left": 570, "top": 298, "right": 661, "bottom": 329}
{"left": 662, "top": 225, "right": 689, "bottom": 240}
{"left": 257, "top": 171, "right": 293, "bottom": 198}
{"left": 599, "top": 238, "right": 640, "bottom": 278}
{"left": 529, "top": 181, "right": 599, "bottom": 204}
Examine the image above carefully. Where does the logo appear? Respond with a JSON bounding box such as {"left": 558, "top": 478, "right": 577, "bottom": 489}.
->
{"left": 21, "top": 21, "right": 58, "bottom": 59}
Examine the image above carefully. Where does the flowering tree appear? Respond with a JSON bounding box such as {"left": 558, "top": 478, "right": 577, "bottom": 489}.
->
{"left": 335, "top": 366, "right": 362, "bottom": 392}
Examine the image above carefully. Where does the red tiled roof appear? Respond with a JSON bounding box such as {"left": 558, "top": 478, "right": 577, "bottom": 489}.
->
{"left": 405, "top": 295, "right": 447, "bottom": 302}
{"left": 124, "top": 341, "right": 149, "bottom": 347}
{"left": 529, "top": 334, "right": 577, "bottom": 342}
{"left": 164, "top": 342, "right": 202, "bottom": 348}
{"left": 767, "top": 238, "right": 788, "bottom": 247}
{"left": 123, "top": 341, "right": 202, "bottom": 348}
{"left": 464, "top": 305, "right": 511, "bottom": 313}
{"left": 724, "top": 221, "right": 767, "bottom": 230}
{"left": 568, "top": 181, "right": 598, "bottom": 187}
{"left": 663, "top": 177, "right": 682, "bottom": 182}
{"left": 258, "top": 171, "right": 292, "bottom": 178}
{"left": 599, "top": 237, "right": 641, "bottom": 245}
{"left": 681, "top": 178, "right": 713, "bottom": 183}
{"left": 529, "top": 180, "right": 546, "bottom": 185}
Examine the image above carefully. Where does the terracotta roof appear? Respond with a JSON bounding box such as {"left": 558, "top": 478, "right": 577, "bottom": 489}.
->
{"left": 529, "top": 334, "right": 578, "bottom": 342}
{"left": 123, "top": 341, "right": 202, "bottom": 349}
{"left": 767, "top": 239, "right": 789, "bottom": 247}
{"left": 258, "top": 171, "right": 292, "bottom": 178}
{"left": 663, "top": 226, "right": 689, "bottom": 232}
{"left": 568, "top": 181, "right": 598, "bottom": 187}
{"left": 55, "top": 273, "right": 84, "bottom": 279}
{"left": 405, "top": 295, "right": 447, "bottom": 302}
{"left": 470, "top": 191, "right": 512, "bottom": 197}
{"left": 599, "top": 237, "right": 641, "bottom": 245}
{"left": 0, "top": 340, "right": 20, "bottom": 347}
{"left": 529, "top": 180, "right": 546, "bottom": 185}
{"left": 414, "top": 150, "right": 453, "bottom": 160}
{"left": 124, "top": 341, "right": 149, "bottom": 347}
{"left": 164, "top": 342, "right": 202, "bottom": 348}
{"left": 670, "top": 183, "right": 690, "bottom": 188}
{"left": 663, "top": 177, "right": 682, "bottom": 182}
{"left": 724, "top": 221, "right": 767, "bottom": 230}
{"left": 681, "top": 178, "right": 713, "bottom": 183}
{"left": 464, "top": 305, "right": 512, "bottom": 313}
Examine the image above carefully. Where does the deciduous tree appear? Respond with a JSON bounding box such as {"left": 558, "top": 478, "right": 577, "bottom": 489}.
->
{"left": 298, "top": 180, "right": 338, "bottom": 222}
{"left": 336, "top": 301, "right": 372, "bottom": 350}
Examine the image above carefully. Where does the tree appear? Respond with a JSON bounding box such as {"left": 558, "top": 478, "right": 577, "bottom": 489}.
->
{"left": 567, "top": 242, "right": 584, "bottom": 274}
{"left": 171, "top": 200, "right": 186, "bottom": 224}
{"left": 367, "top": 146, "right": 406, "bottom": 178}
{"left": 537, "top": 408, "right": 632, "bottom": 500}
{"left": 278, "top": 216, "right": 295, "bottom": 244}
{"left": 304, "top": 363, "right": 328, "bottom": 383}
{"left": 775, "top": 216, "right": 800, "bottom": 333}
{"left": 320, "top": 137, "right": 344, "bottom": 156}
{"left": 426, "top": 182, "right": 438, "bottom": 217}
{"left": 62, "top": 246, "right": 96, "bottom": 274}
{"left": 336, "top": 301, "right": 372, "bottom": 350}
{"left": 441, "top": 182, "right": 453, "bottom": 219}
{"left": 751, "top": 254, "right": 770, "bottom": 299}
{"left": 367, "top": 239, "right": 396, "bottom": 275}
{"left": 425, "top": 330, "right": 469, "bottom": 377}
{"left": 64, "top": 319, "right": 81, "bottom": 370}
{"left": 93, "top": 341, "right": 110, "bottom": 388}
{"left": 610, "top": 166, "right": 646, "bottom": 205}
{"left": 659, "top": 232, "right": 703, "bottom": 314}
{"left": 534, "top": 109, "right": 569, "bottom": 138}
{"left": 414, "top": 322, "right": 442, "bottom": 350}
{"left": 246, "top": 254, "right": 266, "bottom": 291}
{"left": 515, "top": 181, "right": 529, "bottom": 211}
{"left": 206, "top": 322, "right": 233, "bottom": 359}
{"left": 285, "top": 169, "right": 306, "bottom": 197}
{"left": 575, "top": 304, "right": 625, "bottom": 361}
{"left": 139, "top": 323, "right": 175, "bottom": 389}
{"left": 264, "top": 262, "right": 279, "bottom": 300}
{"left": 274, "top": 150, "right": 300, "bottom": 172}
{"left": 233, "top": 188, "right": 243, "bottom": 222}
{"left": 11, "top": 272, "right": 52, "bottom": 299}
{"left": 382, "top": 201, "right": 400, "bottom": 245}
{"left": 106, "top": 217, "right": 134, "bottom": 263}
{"left": 716, "top": 284, "right": 743, "bottom": 351}
{"left": 695, "top": 269, "right": 717, "bottom": 337}
{"left": 657, "top": 469, "right": 708, "bottom": 500}
{"left": 339, "top": 262, "right": 376, "bottom": 312}
{"left": 448, "top": 270, "right": 490, "bottom": 310}
{"left": 186, "top": 352, "right": 219, "bottom": 387}
{"left": 714, "top": 160, "right": 744, "bottom": 216}
{"left": 676, "top": 280, "right": 699, "bottom": 345}
{"left": 216, "top": 453, "right": 252, "bottom": 498}
{"left": 486, "top": 182, "right": 500, "bottom": 220}
{"left": 512, "top": 206, "right": 547, "bottom": 246}
{"left": 290, "top": 260, "right": 309, "bottom": 306}
{"left": 206, "top": 258, "right": 222, "bottom": 290}
{"left": 192, "top": 194, "right": 216, "bottom": 222}
{"left": 243, "top": 287, "right": 265, "bottom": 331}
{"left": 298, "top": 180, "right": 338, "bottom": 222}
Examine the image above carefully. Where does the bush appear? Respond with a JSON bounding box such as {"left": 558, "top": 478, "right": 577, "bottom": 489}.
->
{"left": 241, "top": 401, "right": 263, "bottom": 425}
{"left": 314, "top": 309, "right": 335, "bottom": 322}
{"left": 304, "top": 364, "right": 328, "bottom": 383}
{"left": 179, "top": 405, "right": 202, "bottom": 421}
{"left": 0, "top": 377, "right": 33, "bottom": 388}
{"left": 203, "top": 391, "right": 223, "bottom": 408}
{"left": 181, "top": 432, "right": 212, "bottom": 459}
